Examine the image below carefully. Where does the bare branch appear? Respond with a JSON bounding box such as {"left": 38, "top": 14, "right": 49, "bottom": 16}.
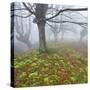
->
{"left": 46, "top": 8, "right": 88, "bottom": 21}
{"left": 74, "top": 12, "right": 87, "bottom": 20}
{"left": 11, "top": 14, "right": 32, "bottom": 18}
{"left": 11, "top": 8, "right": 27, "bottom": 11}
{"left": 15, "top": 16, "right": 31, "bottom": 48}
{"left": 62, "top": 14, "right": 73, "bottom": 19}
{"left": 23, "top": 2, "right": 36, "bottom": 15}
{"left": 48, "top": 20, "right": 88, "bottom": 26}
{"left": 28, "top": 3, "right": 35, "bottom": 13}
{"left": 46, "top": 22, "right": 60, "bottom": 33}
{"left": 46, "top": 22, "right": 55, "bottom": 30}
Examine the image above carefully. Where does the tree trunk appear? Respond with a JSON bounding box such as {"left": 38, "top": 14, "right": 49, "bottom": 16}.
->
{"left": 61, "top": 31, "right": 64, "bottom": 40}
{"left": 35, "top": 4, "right": 48, "bottom": 52}
{"left": 26, "top": 41, "right": 31, "bottom": 49}
{"left": 37, "top": 22, "right": 47, "bottom": 52}
{"left": 54, "top": 33, "right": 58, "bottom": 42}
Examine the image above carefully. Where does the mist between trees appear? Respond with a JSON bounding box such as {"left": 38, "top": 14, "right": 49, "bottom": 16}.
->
{"left": 11, "top": 2, "right": 88, "bottom": 52}
{"left": 10, "top": 2, "right": 88, "bottom": 87}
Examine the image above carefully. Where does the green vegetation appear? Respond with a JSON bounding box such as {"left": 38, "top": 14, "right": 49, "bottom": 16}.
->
{"left": 14, "top": 42, "right": 88, "bottom": 87}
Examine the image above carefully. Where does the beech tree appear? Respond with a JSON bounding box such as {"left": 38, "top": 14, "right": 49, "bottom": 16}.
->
{"left": 11, "top": 2, "right": 88, "bottom": 52}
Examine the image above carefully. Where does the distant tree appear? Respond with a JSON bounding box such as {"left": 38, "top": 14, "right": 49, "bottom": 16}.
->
{"left": 15, "top": 17, "right": 31, "bottom": 49}
{"left": 80, "top": 24, "right": 88, "bottom": 42}
{"left": 47, "top": 22, "right": 61, "bottom": 41}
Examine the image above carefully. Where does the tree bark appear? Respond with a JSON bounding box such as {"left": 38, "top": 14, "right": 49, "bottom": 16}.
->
{"left": 37, "top": 22, "right": 47, "bottom": 52}
{"left": 35, "top": 4, "right": 48, "bottom": 52}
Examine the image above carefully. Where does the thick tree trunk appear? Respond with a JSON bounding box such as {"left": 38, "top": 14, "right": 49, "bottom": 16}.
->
{"left": 37, "top": 22, "right": 47, "bottom": 52}
{"left": 35, "top": 4, "right": 48, "bottom": 52}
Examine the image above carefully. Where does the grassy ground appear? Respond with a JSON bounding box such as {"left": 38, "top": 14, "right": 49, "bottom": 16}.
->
{"left": 13, "top": 41, "right": 88, "bottom": 87}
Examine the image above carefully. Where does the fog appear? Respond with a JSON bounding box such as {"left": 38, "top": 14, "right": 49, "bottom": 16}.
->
{"left": 12, "top": 3, "right": 88, "bottom": 52}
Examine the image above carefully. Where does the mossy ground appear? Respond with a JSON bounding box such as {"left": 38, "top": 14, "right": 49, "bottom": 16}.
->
{"left": 13, "top": 41, "right": 88, "bottom": 87}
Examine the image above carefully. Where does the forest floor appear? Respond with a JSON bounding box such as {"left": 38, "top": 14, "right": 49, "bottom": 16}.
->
{"left": 13, "top": 41, "right": 88, "bottom": 87}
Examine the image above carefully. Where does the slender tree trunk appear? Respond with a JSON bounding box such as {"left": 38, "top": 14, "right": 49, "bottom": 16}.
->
{"left": 61, "top": 31, "right": 64, "bottom": 40}
{"left": 80, "top": 35, "right": 82, "bottom": 42}
{"left": 54, "top": 33, "right": 58, "bottom": 42}
{"left": 37, "top": 22, "right": 47, "bottom": 52}
{"left": 26, "top": 41, "right": 31, "bottom": 49}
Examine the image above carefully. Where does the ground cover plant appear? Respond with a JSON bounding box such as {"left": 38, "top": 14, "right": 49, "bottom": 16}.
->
{"left": 14, "top": 42, "right": 88, "bottom": 87}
